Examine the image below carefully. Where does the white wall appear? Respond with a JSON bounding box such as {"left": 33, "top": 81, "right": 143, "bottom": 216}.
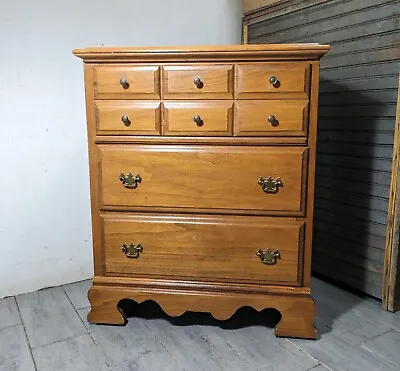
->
{"left": 0, "top": 0, "right": 242, "bottom": 298}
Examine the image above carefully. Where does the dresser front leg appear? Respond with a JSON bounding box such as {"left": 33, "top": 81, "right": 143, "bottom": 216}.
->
{"left": 274, "top": 295, "right": 317, "bottom": 339}
{"left": 87, "top": 285, "right": 127, "bottom": 325}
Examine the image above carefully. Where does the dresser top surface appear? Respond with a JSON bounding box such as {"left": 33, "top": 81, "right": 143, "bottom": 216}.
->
{"left": 73, "top": 44, "right": 330, "bottom": 62}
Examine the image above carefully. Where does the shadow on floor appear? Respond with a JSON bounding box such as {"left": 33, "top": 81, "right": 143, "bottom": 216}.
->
{"left": 119, "top": 299, "right": 282, "bottom": 331}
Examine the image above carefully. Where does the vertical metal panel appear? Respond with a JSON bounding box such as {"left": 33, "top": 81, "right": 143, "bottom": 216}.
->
{"left": 246, "top": 0, "right": 400, "bottom": 299}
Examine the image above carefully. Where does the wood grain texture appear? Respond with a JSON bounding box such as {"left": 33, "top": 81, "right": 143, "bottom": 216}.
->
{"left": 102, "top": 213, "right": 304, "bottom": 286}
{"left": 98, "top": 145, "right": 308, "bottom": 213}
{"left": 94, "top": 135, "right": 308, "bottom": 146}
{"left": 300, "top": 61, "right": 319, "bottom": 288}
{"left": 162, "top": 65, "right": 234, "bottom": 99}
{"left": 94, "top": 65, "right": 160, "bottom": 99}
{"left": 0, "top": 325, "right": 35, "bottom": 371}
{"left": 0, "top": 297, "right": 21, "bottom": 330}
{"left": 32, "top": 334, "right": 110, "bottom": 371}
{"left": 84, "top": 64, "right": 103, "bottom": 275}
{"left": 362, "top": 330, "right": 400, "bottom": 366}
{"left": 15, "top": 287, "right": 86, "bottom": 348}
{"left": 73, "top": 44, "right": 330, "bottom": 62}
{"left": 234, "top": 100, "right": 309, "bottom": 136}
{"left": 87, "top": 284, "right": 317, "bottom": 339}
{"left": 75, "top": 44, "right": 328, "bottom": 339}
{"left": 235, "top": 62, "right": 310, "bottom": 99}
{"left": 95, "top": 100, "right": 161, "bottom": 136}
{"left": 77, "top": 308, "right": 183, "bottom": 371}
{"left": 383, "top": 75, "right": 400, "bottom": 312}
{"left": 163, "top": 101, "right": 233, "bottom": 136}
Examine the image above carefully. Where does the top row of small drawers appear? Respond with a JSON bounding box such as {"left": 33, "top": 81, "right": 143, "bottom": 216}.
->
{"left": 93, "top": 63, "right": 311, "bottom": 100}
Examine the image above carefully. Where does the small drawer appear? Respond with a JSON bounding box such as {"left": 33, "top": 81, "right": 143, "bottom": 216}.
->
{"left": 236, "top": 63, "right": 310, "bottom": 99}
{"left": 162, "top": 65, "right": 234, "bottom": 99}
{"left": 102, "top": 213, "right": 304, "bottom": 286}
{"left": 235, "top": 100, "right": 309, "bottom": 136}
{"left": 95, "top": 101, "right": 161, "bottom": 136}
{"left": 94, "top": 65, "right": 160, "bottom": 99}
{"left": 163, "top": 101, "right": 233, "bottom": 136}
{"left": 98, "top": 145, "right": 307, "bottom": 214}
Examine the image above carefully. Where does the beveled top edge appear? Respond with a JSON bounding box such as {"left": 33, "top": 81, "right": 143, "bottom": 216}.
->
{"left": 72, "top": 44, "right": 330, "bottom": 62}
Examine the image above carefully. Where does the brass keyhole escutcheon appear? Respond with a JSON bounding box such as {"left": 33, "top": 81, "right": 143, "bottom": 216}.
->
{"left": 119, "top": 173, "right": 142, "bottom": 189}
{"left": 121, "top": 243, "right": 143, "bottom": 259}
{"left": 258, "top": 176, "right": 283, "bottom": 194}
{"left": 256, "top": 249, "right": 281, "bottom": 265}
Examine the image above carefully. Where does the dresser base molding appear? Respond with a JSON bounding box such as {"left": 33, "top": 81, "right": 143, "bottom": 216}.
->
{"left": 87, "top": 283, "right": 317, "bottom": 339}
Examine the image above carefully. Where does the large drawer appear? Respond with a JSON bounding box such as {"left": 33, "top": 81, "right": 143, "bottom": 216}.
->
{"left": 98, "top": 145, "right": 308, "bottom": 214}
{"left": 102, "top": 213, "right": 304, "bottom": 286}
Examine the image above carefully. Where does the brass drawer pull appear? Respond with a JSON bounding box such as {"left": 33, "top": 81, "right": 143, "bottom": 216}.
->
{"left": 120, "top": 77, "right": 129, "bottom": 89}
{"left": 258, "top": 176, "right": 283, "bottom": 194}
{"left": 268, "top": 115, "right": 279, "bottom": 127}
{"left": 121, "top": 115, "right": 131, "bottom": 127}
{"left": 193, "top": 115, "right": 204, "bottom": 126}
{"left": 121, "top": 243, "right": 143, "bottom": 258}
{"left": 256, "top": 249, "right": 281, "bottom": 265}
{"left": 193, "top": 76, "right": 204, "bottom": 89}
{"left": 119, "top": 173, "right": 142, "bottom": 189}
{"left": 269, "top": 76, "right": 280, "bottom": 88}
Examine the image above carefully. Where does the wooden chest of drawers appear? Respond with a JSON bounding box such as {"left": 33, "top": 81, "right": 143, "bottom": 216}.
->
{"left": 73, "top": 44, "right": 329, "bottom": 339}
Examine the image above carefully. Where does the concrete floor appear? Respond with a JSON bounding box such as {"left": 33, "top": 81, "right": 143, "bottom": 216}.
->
{"left": 1, "top": 277, "right": 400, "bottom": 370}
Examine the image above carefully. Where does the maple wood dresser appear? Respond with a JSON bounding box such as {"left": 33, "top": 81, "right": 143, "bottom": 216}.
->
{"left": 73, "top": 44, "right": 329, "bottom": 339}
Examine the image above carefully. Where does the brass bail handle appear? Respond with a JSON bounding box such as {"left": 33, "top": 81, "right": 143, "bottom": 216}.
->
{"left": 119, "top": 173, "right": 142, "bottom": 189}
{"left": 258, "top": 176, "right": 283, "bottom": 194}
{"left": 121, "top": 243, "right": 143, "bottom": 258}
{"left": 256, "top": 249, "right": 281, "bottom": 265}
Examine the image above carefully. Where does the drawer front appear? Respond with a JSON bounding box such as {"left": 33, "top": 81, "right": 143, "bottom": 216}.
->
{"left": 163, "top": 101, "right": 233, "bottom": 136}
{"left": 94, "top": 65, "right": 160, "bottom": 99}
{"left": 236, "top": 63, "right": 310, "bottom": 99}
{"left": 95, "top": 101, "right": 161, "bottom": 135}
{"left": 102, "top": 214, "right": 303, "bottom": 286}
{"left": 162, "top": 65, "right": 234, "bottom": 99}
{"left": 235, "top": 100, "right": 309, "bottom": 136}
{"left": 99, "top": 145, "right": 307, "bottom": 213}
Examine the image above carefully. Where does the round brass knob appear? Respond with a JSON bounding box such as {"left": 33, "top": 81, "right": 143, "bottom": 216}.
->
{"left": 121, "top": 115, "right": 131, "bottom": 126}
{"left": 120, "top": 78, "right": 129, "bottom": 89}
{"left": 268, "top": 115, "right": 278, "bottom": 127}
{"left": 193, "top": 77, "right": 203, "bottom": 88}
{"left": 193, "top": 115, "right": 203, "bottom": 126}
{"left": 269, "top": 76, "right": 280, "bottom": 87}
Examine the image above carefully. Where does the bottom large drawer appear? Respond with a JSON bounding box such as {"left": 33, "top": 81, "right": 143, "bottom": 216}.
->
{"left": 102, "top": 213, "right": 304, "bottom": 286}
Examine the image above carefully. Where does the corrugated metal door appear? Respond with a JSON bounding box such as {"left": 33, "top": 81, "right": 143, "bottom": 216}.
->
{"left": 246, "top": 0, "right": 400, "bottom": 298}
